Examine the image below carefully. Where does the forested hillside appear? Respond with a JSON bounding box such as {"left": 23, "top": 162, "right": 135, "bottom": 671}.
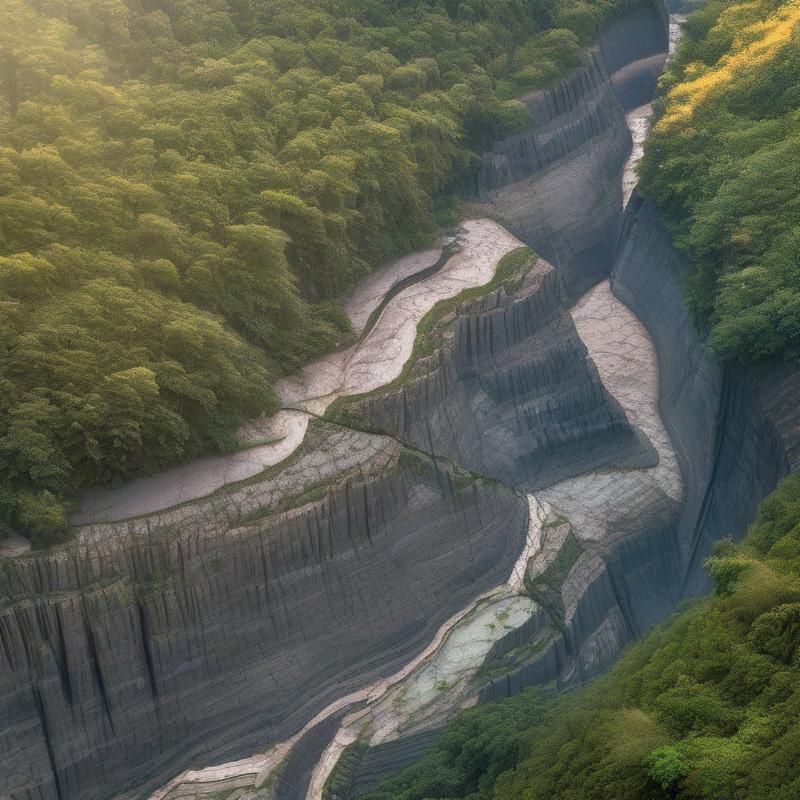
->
{"left": 0, "top": 0, "right": 635, "bottom": 545}
{"left": 363, "top": 472, "right": 800, "bottom": 800}
{"left": 639, "top": 0, "right": 800, "bottom": 363}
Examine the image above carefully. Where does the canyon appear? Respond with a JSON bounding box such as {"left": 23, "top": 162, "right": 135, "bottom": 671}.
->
{"left": 2, "top": 2, "right": 800, "bottom": 800}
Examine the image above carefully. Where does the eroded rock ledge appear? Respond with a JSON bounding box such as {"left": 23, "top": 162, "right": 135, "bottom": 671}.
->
{"left": 332, "top": 255, "right": 657, "bottom": 490}
{"left": 1, "top": 434, "right": 529, "bottom": 800}
{"left": 467, "top": 0, "right": 668, "bottom": 297}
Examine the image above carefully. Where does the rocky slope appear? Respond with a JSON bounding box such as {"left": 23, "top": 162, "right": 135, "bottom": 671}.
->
{"left": 0, "top": 431, "right": 529, "bottom": 800}
{"left": 331, "top": 256, "right": 657, "bottom": 491}
{"left": 467, "top": 1, "right": 668, "bottom": 297}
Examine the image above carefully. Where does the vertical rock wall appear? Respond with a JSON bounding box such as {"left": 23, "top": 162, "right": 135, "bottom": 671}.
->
{"left": 336, "top": 258, "right": 658, "bottom": 491}
{"left": 611, "top": 195, "right": 793, "bottom": 594}
{"left": 0, "top": 452, "right": 529, "bottom": 800}
{"left": 467, "top": 1, "right": 669, "bottom": 297}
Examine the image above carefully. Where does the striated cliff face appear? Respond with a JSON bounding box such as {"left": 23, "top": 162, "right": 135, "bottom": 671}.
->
{"left": 611, "top": 195, "right": 798, "bottom": 594}
{"left": 333, "top": 257, "right": 657, "bottom": 491}
{"left": 0, "top": 435, "right": 529, "bottom": 800}
{"left": 468, "top": 1, "right": 668, "bottom": 297}
{"left": 475, "top": 195, "right": 800, "bottom": 706}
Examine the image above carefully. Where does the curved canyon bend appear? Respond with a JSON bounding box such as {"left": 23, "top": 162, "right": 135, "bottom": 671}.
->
{"left": 3, "top": 3, "right": 800, "bottom": 800}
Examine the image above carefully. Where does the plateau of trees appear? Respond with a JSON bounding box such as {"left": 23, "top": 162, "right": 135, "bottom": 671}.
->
{"left": 364, "top": 471, "right": 800, "bottom": 800}
{"left": 0, "top": 0, "right": 639, "bottom": 546}
{"left": 639, "top": 0, "right": 800, "bottom": 365}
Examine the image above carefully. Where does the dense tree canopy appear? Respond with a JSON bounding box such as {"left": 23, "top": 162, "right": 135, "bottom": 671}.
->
{"left": 0, "top": 0, "right": 637, "bottom": 545}
{"left": 639, "top": 0, "right": 800, "bottom": 364}
{"left": 364, "top": 472, "right": 800, "bottom": 800}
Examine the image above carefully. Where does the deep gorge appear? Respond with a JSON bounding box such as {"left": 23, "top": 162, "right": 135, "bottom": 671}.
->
{"left": 2, "top": 3, "right": 799, "bottom": 800}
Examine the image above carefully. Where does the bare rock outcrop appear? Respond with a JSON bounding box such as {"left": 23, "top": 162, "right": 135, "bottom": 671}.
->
{"left": 611, "top": 194, "right": 796, "bottom": 594}
{"left": 0, "top": 440, "right": 528, "bottom": 800}
{"left": 332, "top": 256, "right": 657, "bottom": 491}
{"left": 467, "top": 1, "right": 669, "bottom": 297}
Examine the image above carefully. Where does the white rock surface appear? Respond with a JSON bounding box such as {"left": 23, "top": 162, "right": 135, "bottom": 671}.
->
{"left": 278, "top": 219, "right": 522, "bottom": 410}
{"left": 540, "top": 279, "right": 682, "bottom": 540}
{"left": 622, "top": 102, "right": 652, "bottom": 206}
{"left": 73, "top": 410, "right": 311, "bottom": 525}
{"left": 344, "top": 246, "right": 444, "bottom": 334}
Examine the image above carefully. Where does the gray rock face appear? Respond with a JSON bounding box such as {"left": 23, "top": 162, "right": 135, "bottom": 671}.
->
{"left": 473, "top": 195, "right": 797, "bottom": 707}
{"left": 336, "top": 258, "right": 657, "bottom": 490}
{"left": 599, "top": 2, "right": 669, "bottom": 109}
{"left": 611, "top": 195, "right": 796, "bottom": 595}
{"left": 469, "top": 1, "right": 669, "bottom": 297}
{"left": 472, "top": 51, "right": 623, "bottom": 196}
{"left": 0, "top": 446, "right": 528, "bottom": 800}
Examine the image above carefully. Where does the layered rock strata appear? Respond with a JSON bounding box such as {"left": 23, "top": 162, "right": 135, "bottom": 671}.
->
{"left": 611, "top": 195, "right": 797, "bottom": 594}
{"left": 0, "top": 437, "right": 529, "bottom": 800}
{"left": 467, "top": 1, "right": 669, "bottom": 296}
{"left": 332, "top": 257, "right": 657, "bottom": 490}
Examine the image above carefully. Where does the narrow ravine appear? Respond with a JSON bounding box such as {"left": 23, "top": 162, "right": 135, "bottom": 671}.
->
{"left": 621, "top": 14, "right": 686, "bottom": 206}
{"left": 304, "top": 15, "right": 690, "bottom": 799}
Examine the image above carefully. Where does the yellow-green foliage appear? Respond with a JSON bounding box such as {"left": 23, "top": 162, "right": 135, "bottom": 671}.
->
{"left": 0, "top": 0, "right": 636, "bottom": 544}
{"left": 364, "top": 473, "right": 800, "bottom": 800}
{"left": 640, "top": 0, "right": 800, "bottom": 365}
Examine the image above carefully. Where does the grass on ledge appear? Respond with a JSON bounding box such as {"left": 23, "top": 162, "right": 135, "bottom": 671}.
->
{"left": 325, "top": 246, "right": 538, "bottom": 425}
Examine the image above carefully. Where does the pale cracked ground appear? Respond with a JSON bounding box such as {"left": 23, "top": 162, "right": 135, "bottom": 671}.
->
{"left": 538, "top": 280, "right": 682, "bottom": 541}
{"left": 73, "top": 219, "right": 521, "bottom": 527}
{"left": 622, "top": 102, "right": 652, "bottom": 206}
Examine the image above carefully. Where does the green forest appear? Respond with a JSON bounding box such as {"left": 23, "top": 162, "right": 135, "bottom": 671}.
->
{"left": 639, "top": 0, "right": 800, "bottom": 364}
{"left": 0, "top": 0, "right": 635, "bottom": 545}
{"left": 363, "top": 472, "right": 800, "bottom": 800}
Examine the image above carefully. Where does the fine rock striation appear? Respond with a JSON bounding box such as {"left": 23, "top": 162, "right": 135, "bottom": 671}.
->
{"left": 332, "top": 256, "right": 658, "bottom": 491}
{"left": 611, "top": 194, "right": 799, "bottom": 594}
{"left": 0, "top": 436, "right": 529, "bottom": 800}
{"left": 467, "top": 1, "right": 669, "bottom": 296}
